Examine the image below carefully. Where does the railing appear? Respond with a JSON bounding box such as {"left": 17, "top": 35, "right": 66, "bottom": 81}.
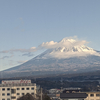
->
{"left": 0, "top": 83, "right": 36, "bottom": 87}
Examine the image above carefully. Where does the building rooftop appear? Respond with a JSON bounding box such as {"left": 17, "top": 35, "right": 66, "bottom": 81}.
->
{"left": 60, "top": 93, "right": 88, "bottom": 99}
{"left": 0, "top": 83, "right": 36, "bottom": 87}
{"left": 0, "top": 80, "right": 36, "bottom": 87}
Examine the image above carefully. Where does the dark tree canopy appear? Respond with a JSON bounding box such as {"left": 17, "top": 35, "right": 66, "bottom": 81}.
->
{"left": 43, "top": 94, "right": 51, "bottom": 100}
{"left": 17, "top": 93, "right": 35, "bottom": 100}
{"left": 17, "top": 93, "right": 51, "bottom": 100}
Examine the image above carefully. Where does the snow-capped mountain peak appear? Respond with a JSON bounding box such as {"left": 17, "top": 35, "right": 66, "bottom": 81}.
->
{"left": 37, "top": 38, "right": 100, "bottom": 59}
{"left": 60, "top": 38, "right": 76, "bottom": 43}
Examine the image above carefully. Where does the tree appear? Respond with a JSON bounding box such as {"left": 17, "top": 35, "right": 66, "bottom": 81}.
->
{"left": 36, "top": 93, "right": 51, "bottom": 100}
{"left": 42, "top": 94, "right": 51, "bottom": 100}
{"left": 17, "top": 93, "right": 35, "bottom": 100}
{"left": 17, "top": 92, "right": 51, "bottom": 100}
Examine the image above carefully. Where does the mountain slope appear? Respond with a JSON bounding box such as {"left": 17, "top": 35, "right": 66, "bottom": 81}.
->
{"left": 1, "top": 38, "right": 100, "bottom": 78}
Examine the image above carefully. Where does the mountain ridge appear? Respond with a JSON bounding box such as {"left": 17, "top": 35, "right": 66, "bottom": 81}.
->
{"left": 1, "top": 38, "right": 100, "bottom": 78}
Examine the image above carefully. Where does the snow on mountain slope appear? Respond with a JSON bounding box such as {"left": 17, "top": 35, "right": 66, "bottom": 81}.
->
{"left": 36, "top": 38, "right": 100, "bottom": 59}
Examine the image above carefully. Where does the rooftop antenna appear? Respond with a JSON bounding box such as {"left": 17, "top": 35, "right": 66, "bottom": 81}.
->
{"left": 60, "top": 78, "right": 63, "bottom": 93}
{"left": 41, "top": 88, "right": 42, "bottom": 100}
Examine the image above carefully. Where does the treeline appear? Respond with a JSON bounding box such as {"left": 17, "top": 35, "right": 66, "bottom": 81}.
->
{"left": 31, "top": 78, "right": 99, "bottom": 91}
{"left": 18, "top": 93, "right": 51, "bottom": 100}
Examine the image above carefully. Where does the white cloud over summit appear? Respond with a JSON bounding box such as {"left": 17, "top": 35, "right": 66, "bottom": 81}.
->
{"left": 40, "top": 41, "right": 57, "bottom": 49}
{"left": 0, "top": 37, "right": 88, "bottom": 54}
{"left": 0, "top": 36, "right": 95, "bottom": 58}
{"left": 39, "top": 37, "right": 88, "bottom": 49}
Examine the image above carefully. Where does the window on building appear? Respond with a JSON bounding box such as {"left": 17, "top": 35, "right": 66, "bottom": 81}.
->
{"left": 17, "top": 88, "right": 20, "bottom": 90}
{"left": 2, "top": 88, "right": 5, "bottom": 91}
{"left": 11, "top": 96, "right": 16, "bottom": 99}
{"left": 90, "top": 94, "right": 94, "bottom": 97}
{"left": 31, "top": 93, "right": 34, "bottom": 95}
{"left": 22, "top": 93, "right": 24, "bottom": 95}
{"left": 7, "top": 93, "right": 10, "bottom": 96}
{"left": 96, "top": 94, "right": 100, "bottom": 96}
{"left": 7, "top": 99, "right": 10, "bottom": 100}
{"left": 22, "top": 88, "right": 24, "bottom": 90}
{"left": 72, "top": 91, "right": 75, "bottom": 93}
{"left": 7, "top": 88, "right": 10, "bottom": 91}
{"left": 2, "top": 93, "right": 5, "bottom": 96}
{"left": 2, "top": 99, "right": 5, "bottom": 100}
{"left": 11, "top": 89, "right": 16, "bottom": 94}
{"left": 31, "top": 87, "right": 34, "bottom": 90}
{"left": 26, "top": 88, "right": 29, "bottom": 90}
{"left": 17, "top": 93, "right": 20, "bottom": 95}
{"left": 66, "top": 91, "right": 69, "bottom": 93}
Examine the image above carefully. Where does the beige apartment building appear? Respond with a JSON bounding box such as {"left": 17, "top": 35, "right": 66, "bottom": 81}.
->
{"left": 85, "top": 92, "right": 100, "bottom": 100}
{"left": 0, "top": 80, "right": 36, "bottom": 100}
{"left": 60, "top": 92, "right": 100, "bottom": 100}
{"left": 60, "top": 88, "right": 100, "bottom": 100}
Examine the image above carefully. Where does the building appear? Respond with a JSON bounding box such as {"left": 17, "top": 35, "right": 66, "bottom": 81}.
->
{"left": 0, "top": 80, "right": 36, "bottom": 100}
{"left": 60, "top": 88, "right": 87, "bottom": 100}
{"left": 85, "top": 91, "right": 100, "bottom": 100}
{"left": 60, "top": 93, "right": 88, "bottom": 100}
{"left": 60, "top": 88, "right": 100, "bottom": 100}
{"left": 62, "top": 88, "right": 81, "bottom": 93}
{"left": 49, "top": 89, "right": 61, "bottom": 94}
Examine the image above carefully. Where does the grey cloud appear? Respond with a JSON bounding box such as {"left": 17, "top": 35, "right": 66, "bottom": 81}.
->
{"left": 1, "top": 56, "right": 10, "bottom": 59}
{"left": 19, "top": 17, "right": 23, "bottom": 20}
{"left": 0, "top": 51, "right": 9, "bottom": 53}
{"left": 22, "top": 52, "right": 34, "bottom": 57}
{"left": 17, "top": 60, "right": 27, "bottom": 64}
{"left": 0, "top": 55, "right": 14, "bottom": 59}
{"left": 0, "top": 47, "right": 36, "bottom": 54}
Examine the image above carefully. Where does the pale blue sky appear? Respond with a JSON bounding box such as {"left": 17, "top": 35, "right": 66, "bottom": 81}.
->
{"left": 0, "top": 0, "right": 100, "bottom": 71}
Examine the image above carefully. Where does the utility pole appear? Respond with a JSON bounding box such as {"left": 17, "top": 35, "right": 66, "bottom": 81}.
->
{"left": 41, "top": 88, "right": 42, "bottom": 100}
{"left": 61, "top": 87, "right": 63, "bottom": 93}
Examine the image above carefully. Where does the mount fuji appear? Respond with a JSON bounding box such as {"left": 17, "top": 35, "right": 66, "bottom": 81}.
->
{"left": 1, "top": 38, "right": 100, "bottom": 78}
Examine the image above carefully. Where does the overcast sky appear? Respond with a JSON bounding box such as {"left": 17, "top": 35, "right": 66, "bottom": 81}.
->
{"left": 0, "top": 0, "right": 100, "bottom": 71}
